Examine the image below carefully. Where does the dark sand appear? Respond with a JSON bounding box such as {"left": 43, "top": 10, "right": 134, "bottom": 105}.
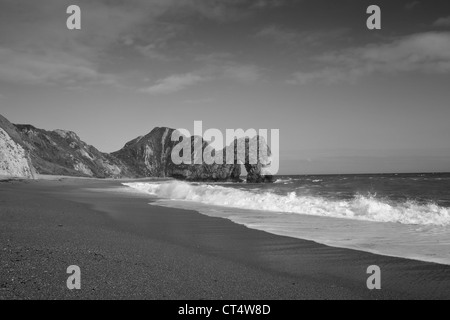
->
{"left": 1, "top": 178, "right": 449, "bottom": 300}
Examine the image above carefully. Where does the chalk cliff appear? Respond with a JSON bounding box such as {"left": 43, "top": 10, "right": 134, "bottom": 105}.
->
{"left": 0, "top": 127, "right": 34, "bottom": 178}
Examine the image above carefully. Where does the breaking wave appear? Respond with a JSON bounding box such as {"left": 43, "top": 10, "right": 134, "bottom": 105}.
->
{"left": 274, "top": 178, "right": 294, "bottom": 184}
{"left": 123, "top": 181, "right": 450, "bottom": 226}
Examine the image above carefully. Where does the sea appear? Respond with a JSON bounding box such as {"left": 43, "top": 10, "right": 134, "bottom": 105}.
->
{"left": 123, "top": 173, "right": 450, "bottom": 265}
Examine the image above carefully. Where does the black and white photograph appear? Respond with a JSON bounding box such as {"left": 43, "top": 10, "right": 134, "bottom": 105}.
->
{"left": 1, "top": 0, "right": 450, "bottom": 304}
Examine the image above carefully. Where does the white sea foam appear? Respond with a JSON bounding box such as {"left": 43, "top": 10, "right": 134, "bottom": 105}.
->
{"left": 274, "top": 178, "right": 293, "bottom": 184}
{"left": 123, "top": 181, "right": 450, "bottom": 226}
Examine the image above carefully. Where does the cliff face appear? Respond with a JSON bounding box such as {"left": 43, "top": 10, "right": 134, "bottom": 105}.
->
{"left": 166, "top": 135, "right": 243, "bottom": 182}
{"left": 0, "top": 113, "right": 273, "bottom": 182}
{"left": 0, "top": 115, "right": 34, "bottom": 178}
{"left": 0, "top": 113, "right": 133, "bottom": 179}
{"left": 0, "top": 127, "right": 34, "bottom": 178}
{"left": 240, "top": 136, "right": 274, "bottom": 183}
{"left": 15, "top": 125, "right": 133, "bottom": 178}
{"left": 112, "top": 127, "right": 177, "bottom": 177}
{"left": 114, "top": 128, "right": 273, "bottom": 183}
{"left": 113, "top": 127, "right": 243, "bottom": 182}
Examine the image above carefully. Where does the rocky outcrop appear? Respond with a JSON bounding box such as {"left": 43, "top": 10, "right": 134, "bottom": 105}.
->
{"left": 112, "top": 127, "right": 177, "bottom": 177}
{"left": 245, "top": 162, "right": 274, "bottom": 183}
{"left": 113, "top": 127, "right": 242, "bottom": 182}
{"left": 114, "top": 127, "right": 273, "bottom": 183}
{"left": 166, "top": 135, "right": 242, "bottom": 182}
{"left": 0, "top": 128, "right": 34, "bottom": 178}
{"left": 0, "top": 113, "right": 274, "bottom": 182}
{"left": 237, "top": 136, "right": 274, "bottom": 183}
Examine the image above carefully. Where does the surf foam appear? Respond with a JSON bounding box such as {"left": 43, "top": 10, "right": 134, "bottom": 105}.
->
{"left": 123, "top": 181, "right": 450, "bottom": 226}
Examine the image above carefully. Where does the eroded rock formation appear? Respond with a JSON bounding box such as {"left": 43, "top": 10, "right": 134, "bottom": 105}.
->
{"left": 112, "top": 127, "right": 177, "bottom": 177}
{"left": 241, "top": 136, "right": 274, "bottom": 183}
{"left": 114, "top": 128, "right": 273, "bottom": 182}
{"left": 0, "top": 113, "right": 274, "bottom": 182}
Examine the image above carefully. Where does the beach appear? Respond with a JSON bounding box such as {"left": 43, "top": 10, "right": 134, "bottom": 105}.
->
{"left": 1, "top": 177, "right": 449, "bottom": 300}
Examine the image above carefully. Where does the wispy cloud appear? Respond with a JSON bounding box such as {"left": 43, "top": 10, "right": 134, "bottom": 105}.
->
{"left": 433, "top": 16, "right": 450, "bottom": 28}
{"left": 0, "top": 47, "right": 117, "bottom": 86}
{"left": 0, "top": 0, "right": 164, "bottom": 87}
{"left": 131, "top": 22, "right": 185, "bottom": 61}
{"left": 139, "top": 61, "right": 263, "bottom": 95}
{"left": 289, "top": 32, "right": 450, "bottom": 85}
{"left": 0, "top": 0, "right": 276, "bottom": 89}
{"left": 138, "top": 49, "right": 264, "bottom": 95}
{"left": 139, "top": 73, "right": 207, "bottom": 95}
{"left": 135, "top": 44, "right": 173, "bottom": 62}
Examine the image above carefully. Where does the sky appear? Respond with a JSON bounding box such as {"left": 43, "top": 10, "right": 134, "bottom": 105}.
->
{"left": 0, "top": 0, "right": 450, "bottom": 174}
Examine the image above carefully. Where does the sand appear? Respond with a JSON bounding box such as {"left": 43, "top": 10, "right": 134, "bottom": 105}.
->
{"left": 1, "top": 177, "right": 449, "bottom": 300}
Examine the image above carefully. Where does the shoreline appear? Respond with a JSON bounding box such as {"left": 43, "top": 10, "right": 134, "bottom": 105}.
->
{"left": 124, "top": 179, "right": 450, "bottom": 267}
{"left": 1, "top": 178, "right": 449, "bottom": 299}
{"left": 138, "top": 197, "right": 450, "bottom": 267}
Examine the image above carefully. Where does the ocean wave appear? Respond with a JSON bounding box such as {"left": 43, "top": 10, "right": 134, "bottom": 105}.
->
{"left": 123, "top": 181, "right": 450, "bottom": 226}
{"left": 274, "top": 178, "right": 293, "bottom": 184}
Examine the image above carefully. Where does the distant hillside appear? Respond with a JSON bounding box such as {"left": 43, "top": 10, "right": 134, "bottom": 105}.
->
{"left": 15, "top": 124, "right": 134, "bottom": 178}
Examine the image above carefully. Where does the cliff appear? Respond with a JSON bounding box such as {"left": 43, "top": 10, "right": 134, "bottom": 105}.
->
{"left": 0, "top": 114, "right": 273, "bottom": 182}
{"left": 113, "top": 128, "right": 273, "bottom": 182}
{"left": 15, "top": 124, "right": 133, "bottom": 178}
{"left": 0, "top": 127, "right": 35, "bottom": 178}
{"left": 112, "top": 127, "right": 177, "bottom": 178}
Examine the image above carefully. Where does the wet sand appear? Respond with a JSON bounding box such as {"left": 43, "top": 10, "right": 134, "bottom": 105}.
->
{"left": 1, "top": 178, "right": 449, "bottom": 299}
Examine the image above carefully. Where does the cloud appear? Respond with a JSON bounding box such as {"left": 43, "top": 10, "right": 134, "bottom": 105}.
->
{"left": 0, "top": 0, "right": 279, "bottom": 90}
{"left": 139, "top": 73, "right": 207, "bottom": 95}
{"left": 0, "top": 0, "right": 174, "bottom": 87}
{"left": 0, "top": 47, "right": 117, "bottom": 86}
{"left": 139, "top": 60, "right": 263, "bottom": 95}
{"left": 0, "top": 0, "right": 279, "bottom": 88}
{"left": 433, "top": 16, "right": 450, "bottom": 28}
{"left": 139, "top": 59, "right": 263, "bottom": 95}
{"left": 132, "top": 22, "right": 186, "bottom": 61}
{"left": 289, "top": 32, "right": 450, "bottom": 85}
{"left": 135, "top": 44, "right": 172, "bottom": 61}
